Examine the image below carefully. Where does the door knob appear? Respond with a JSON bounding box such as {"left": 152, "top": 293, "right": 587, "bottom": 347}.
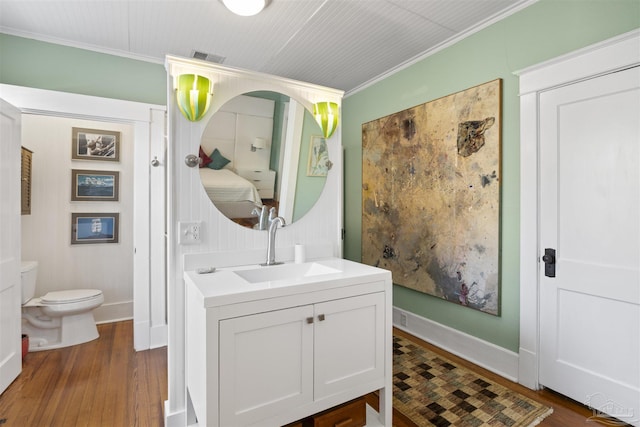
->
{"left": 542, "top": 248, "right": 556, "bottom": 278}
{"left": 184, "top": 154, "right": 201, "bottom": 168}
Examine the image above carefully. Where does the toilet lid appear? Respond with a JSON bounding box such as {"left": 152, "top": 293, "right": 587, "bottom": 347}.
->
{"left": 40, "top": 289, "right": 103, "bottom": 304}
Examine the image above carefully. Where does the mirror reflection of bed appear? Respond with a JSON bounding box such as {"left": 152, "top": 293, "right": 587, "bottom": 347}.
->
{"left": 199, "top": 91, "right": 328, "bottom": 229}
{"left": 198, "top": 166, "right": 277, "bottom": 228}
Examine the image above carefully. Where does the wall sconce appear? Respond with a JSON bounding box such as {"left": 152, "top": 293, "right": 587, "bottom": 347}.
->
{"left": 251, "top": 137, "right": 267, "bottom": 152}
{"left": 313, "top": 102, "right": 339, "bottom": 139}
{"left": 175, "top": 74, "right": 212, "bottom": 122}
{"left": 222, "top": 0, "right": 270, "bottom": 16}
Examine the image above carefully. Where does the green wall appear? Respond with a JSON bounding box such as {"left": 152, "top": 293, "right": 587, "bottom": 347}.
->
{"left": 0, "top": 34, "right": 166, "bottom": 105}
{"left": 342, "top": 0, "right": 640, "bottom": 352}
{"left": 2, "top": 0, "right": 638, "bottom": 354}
{"left": 293, "top": 112, "right": 325, "bottom": 222}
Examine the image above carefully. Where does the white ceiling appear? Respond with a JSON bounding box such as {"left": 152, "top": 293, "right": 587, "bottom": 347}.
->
{"left": 0, "top": 0, "right": 533, "bottom": 94}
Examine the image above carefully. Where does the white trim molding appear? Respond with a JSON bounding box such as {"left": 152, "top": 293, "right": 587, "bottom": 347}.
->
{"left": 0, "top": 84, "right": 167, "bottom": 352}
{"left": 346, "top": 0, "right": 538, "bottom": 97}
{"left": 393, "top": 307, "right": 519, "bottom": 382}
{"left": 515, "top": 29, "right": 640, "bottom": 389}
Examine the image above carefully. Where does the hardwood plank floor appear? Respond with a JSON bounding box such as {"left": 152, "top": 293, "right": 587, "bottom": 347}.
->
{"left": 0, "top": 321, "right": 166, "bottom": 427}
{"left": 0, "top": 322, "right": 614, "bottom": 426}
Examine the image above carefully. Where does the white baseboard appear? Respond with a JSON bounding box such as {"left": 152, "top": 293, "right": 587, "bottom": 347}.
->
{"left": 393, "top": 307, "right": 519, "bottom": 382}
{"left": 133, "top": 320, "right": 168, "bottom": 351}
{"left": 134, "top": 320, "right": 150, "bottom": 351}
{"left": 94, "top": 300, "right": 133, "bottom": 324}
{"left": 165, "top": 401, "right": 186, "bottom": 427}
{"left": 150, "top": 323, "right": 168, "bottom": 349}
{"left": 517, "top": 346, "right": 539, "bottom": 389}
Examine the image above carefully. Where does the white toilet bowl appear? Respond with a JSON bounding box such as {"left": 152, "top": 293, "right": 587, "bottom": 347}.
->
{"left": 21, "top": 261, "right": 104, "bottom": 351}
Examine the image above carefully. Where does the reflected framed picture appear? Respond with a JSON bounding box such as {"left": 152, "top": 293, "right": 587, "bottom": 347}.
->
{"left": 71, "top": 169, "right": 119, "bottom": 201}
{"left": 307, "top": 135, "right": 329, "bottom": 177}
{"left": 71, "top": 127, "right": 120, "bottom": 161}
{"left": 71, "top": 213, "right": 119, "bottom": 244}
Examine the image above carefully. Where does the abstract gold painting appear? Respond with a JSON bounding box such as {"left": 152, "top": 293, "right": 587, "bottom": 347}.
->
{"left": 362, "top": 79, "right": 501, "bottom": 315}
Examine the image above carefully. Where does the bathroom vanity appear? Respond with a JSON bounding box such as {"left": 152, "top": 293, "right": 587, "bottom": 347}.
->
{"left": 184, "top": 256, "right": 392, "bottom": 427}
{"left": 166, "top": 56, "right": 356, "bottom": 425}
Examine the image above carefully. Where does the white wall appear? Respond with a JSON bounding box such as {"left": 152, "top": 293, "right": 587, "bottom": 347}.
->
{"left": 21, "top": 114, "right": 134, "bottom": 323}
{"left": 201, "top": 94, "right": 275, "bottom": 172}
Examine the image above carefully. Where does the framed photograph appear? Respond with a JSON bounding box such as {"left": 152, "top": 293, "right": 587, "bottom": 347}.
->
{"left": 71, "top": 169, "right": 119, "bottom": 201}
{"left": 307, "top": 135, "right": 329, "bottom": 177}
{"left": 71, "top": 127, "right": 120, "bottom": 161}
{"left": 71, "top": 213, "right": 119, "bottom": 244}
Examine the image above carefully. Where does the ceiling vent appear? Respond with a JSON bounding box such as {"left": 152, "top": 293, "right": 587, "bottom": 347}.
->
{"left": 191, "top": 50, "right": 226, "bottom": 64}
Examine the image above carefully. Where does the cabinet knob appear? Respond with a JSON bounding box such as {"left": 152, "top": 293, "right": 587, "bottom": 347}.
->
{"left": 318, "top": 314, "right": 326, "bottom": 321}
{"left": 306, "top": 317, "right": 314, "bottom": 324}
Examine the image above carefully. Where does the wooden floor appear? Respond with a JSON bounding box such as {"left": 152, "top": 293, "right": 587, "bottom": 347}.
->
{"left": 0, "top": 321, "right": 608, "bottom": 426}
{"left": 0, "top": 320, "right": 166, "bottom": 427}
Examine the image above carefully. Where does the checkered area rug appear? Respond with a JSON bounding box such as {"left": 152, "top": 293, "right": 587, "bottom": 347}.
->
{"left": 393, "top": 335, "right": 553, "bottom": 427}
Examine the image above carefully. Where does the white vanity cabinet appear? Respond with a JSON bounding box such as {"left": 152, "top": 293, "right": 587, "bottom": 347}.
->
{"left": 184, "top": 258, "right": 392, "bottom": 427}
{"left": 219, "top": 292, "right": 385, "bottom": 426}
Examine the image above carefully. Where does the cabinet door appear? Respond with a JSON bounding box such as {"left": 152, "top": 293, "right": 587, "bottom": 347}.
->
{"left": 219, "top": 305, "right": 314, "bottom": 426}
{"left": 313, "top": 292, "right": 385, "bottom": 399}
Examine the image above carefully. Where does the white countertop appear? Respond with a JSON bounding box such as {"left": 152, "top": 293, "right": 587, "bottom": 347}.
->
{"left": 184, "top": 257, "right": 391, "bottom": 308}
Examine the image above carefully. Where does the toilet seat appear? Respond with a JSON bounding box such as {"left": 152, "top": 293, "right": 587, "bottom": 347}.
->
{"left": 40, "top": 289, "right": 102, "bottom": 305}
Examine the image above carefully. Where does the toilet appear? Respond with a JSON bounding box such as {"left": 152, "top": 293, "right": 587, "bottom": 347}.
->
{"left": 21, "top": 261, "right": 104, "bottom": 351}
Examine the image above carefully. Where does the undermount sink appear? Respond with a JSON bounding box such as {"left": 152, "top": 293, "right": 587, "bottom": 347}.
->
{"left": 233, "top": 262, "right": 342, "bottom": 284}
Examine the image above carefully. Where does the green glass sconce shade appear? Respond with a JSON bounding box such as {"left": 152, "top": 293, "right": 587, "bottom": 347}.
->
{"left": 313, "top": 101, "right": 339, "bottom": 139}
{"left": 176, "top": 74, "right": 212, "bottom": 122}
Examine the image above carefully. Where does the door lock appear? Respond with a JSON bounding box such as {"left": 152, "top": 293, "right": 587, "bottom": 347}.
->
{"left": 542, "top": 248, "right": 556, "bottom": 278}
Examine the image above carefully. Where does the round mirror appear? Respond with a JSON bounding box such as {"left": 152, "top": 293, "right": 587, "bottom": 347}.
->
{"left": 198, "top": 91, "right": 329, "bottom": 229}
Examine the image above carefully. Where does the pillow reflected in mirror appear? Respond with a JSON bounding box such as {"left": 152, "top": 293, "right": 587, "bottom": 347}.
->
{"left": 199, "top": 146, "right": 212, "bottom": 168}
{"left": 208, "top": 148, "right": 231, "bottom": 170}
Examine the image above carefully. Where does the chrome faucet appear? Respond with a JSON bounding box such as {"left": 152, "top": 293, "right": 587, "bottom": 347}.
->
{"left": 263, "top": 216, "right": 285, "bottom": 266}
{"left": 252, "top": 206, "right": 269, "bottom": 230}
{"left": 252, "top": 206, "right": 279, "bottom": 231}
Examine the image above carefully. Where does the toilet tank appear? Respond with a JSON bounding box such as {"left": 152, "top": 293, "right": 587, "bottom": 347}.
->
{"left": 20, "top": 261, "right": 38, "bottom": 304}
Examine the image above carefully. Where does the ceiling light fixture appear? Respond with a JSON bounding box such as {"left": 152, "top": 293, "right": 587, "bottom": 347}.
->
{"left": 221, "top": 0, "right": 269, "bottom": 16}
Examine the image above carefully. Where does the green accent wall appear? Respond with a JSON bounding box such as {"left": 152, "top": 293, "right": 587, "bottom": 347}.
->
{"left": 1, "top": 0, "right": 638, "bottom": 354}
{"left": 342, "top": 0, "right": 639, "bottom": 352}
{"left": 0, "top": 34, "right": 166, "bottom": 105}
{"left": 293, "top": 113, "right": 325, "bottom": 222}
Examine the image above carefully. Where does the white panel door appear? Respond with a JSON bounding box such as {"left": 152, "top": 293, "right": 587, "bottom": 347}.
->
{"left": 0, "top": 98, "right": 22, "bottom": 394}
{"left": 539, "top": 66, "right": 640, "bottom": 426}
